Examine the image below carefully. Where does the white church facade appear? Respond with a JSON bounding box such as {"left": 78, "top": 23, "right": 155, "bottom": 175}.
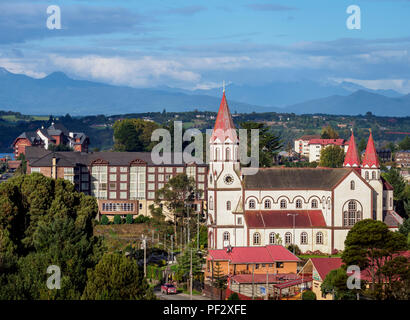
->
{"left": 207, "top": 91, "right": 402, "bottom": 254}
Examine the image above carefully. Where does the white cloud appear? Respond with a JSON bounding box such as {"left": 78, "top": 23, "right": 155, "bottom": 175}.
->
{"left": 333, "top": 78, "right": 410, "bottom": 94}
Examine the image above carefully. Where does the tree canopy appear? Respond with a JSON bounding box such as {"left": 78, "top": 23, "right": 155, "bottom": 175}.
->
{"left": 319, "top": 145, "right": 345, "bottom": 168}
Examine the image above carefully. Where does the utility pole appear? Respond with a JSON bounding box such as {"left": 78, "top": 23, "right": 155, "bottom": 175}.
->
{"left": 287, "top": 213, "right": 299, "bottom": 254}
{"left": 252, "top": 264, "right": 255, "bottom": 300}
{"left": 265, "top": 269, "right": 269, "bottom": 300}
{"left": 190, "top": 249, "right": 193, "bottom": 300}
{"left": 171, "top": 235, "right": 174, "bottom": 263}
{"left": 187, "top": 203, "right": 190, "bottom": 247}
{"left": 142, "top": 235, "right": 147, "bottom": 278}
{"left": 197, "top": 210, "right": 200, "bottom": 252}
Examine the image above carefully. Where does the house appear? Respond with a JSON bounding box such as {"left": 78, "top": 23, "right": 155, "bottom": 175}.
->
{"left": 206, "top": 245, "right": 308, "bottom": 299}
{"left": 12, "top": 123, "right": 89, "bottom": 158}
{"left": 395, "top": 150, "right": 410, "bottom": 168}
{"left": 308, "top": 138, "right": 348, "bottom": 163}
{"left": 294, "top": 135, "right": 321, "bottom": 158}
{"left": 298, "top": 257, "right": 343, "bottom": 300}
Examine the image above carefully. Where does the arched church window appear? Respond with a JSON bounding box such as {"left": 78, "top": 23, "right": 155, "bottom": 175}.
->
{"left": 372, "top": 171, "right": 376, "bottom": 180}
{"left": 316, "top": 232, "right": 323, "bottom": 244}
{"left": 296, "top": 199, "right": 302, "bottom": 208}
{"left": 223, "top": 231, "right": 230, "bottom": 242}
{"left": 249, "top": 199, "right": 256, "bottom": 209}
{"left": 209, "top": 196, "right": 213, "bottom": 210}
{"left": 300, "top": 232, "right": 308, "bottom": 244}
{"left": 285, "top": 232, "right": 292, "bottom": 245}
{"left": 311, "top": 199, "right": 318, "bottom": 208}
{"left": 226, "top": 201, "right": 231, "bottom": 211}
{"left": 365, "top": 172, "right": 369, "bottom": 180}
{"left": 280, "top": 199, "right": 287, "bottom": 209}
{"left": 343, "top": 200, "right": 361, "bottom": 226}
{"left": 264, "top": 199, "right": 271, "bottom": 209}
{"left": 350, "top": 180, "right": 355, "bottom": 190}
{"left": 269, "top": 232, "right": 276, "bottom": 244}
{"left": 253, "top": 232, "right": 261, "bottom": 245}
{"left": 215, "top": 148, "right": 220, "bottom": 161}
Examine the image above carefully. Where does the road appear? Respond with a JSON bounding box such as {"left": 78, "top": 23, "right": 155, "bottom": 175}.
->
{"left": 154, "top": 288, "right": 211, "bottom": 300}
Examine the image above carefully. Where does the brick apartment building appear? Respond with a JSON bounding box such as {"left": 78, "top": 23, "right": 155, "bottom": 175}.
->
{"left": 25, "top": 147, "right": 207, "bottom": 220}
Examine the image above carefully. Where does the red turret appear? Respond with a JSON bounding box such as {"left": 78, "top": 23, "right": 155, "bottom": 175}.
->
{"left": 362, "top": 130, "right": 380, "bottom": 168}
{"left": 210, "top": 90, "right": 237, "bottom": 143}
{"left": 343, "top": 130, "right": 361, "bottom": 168}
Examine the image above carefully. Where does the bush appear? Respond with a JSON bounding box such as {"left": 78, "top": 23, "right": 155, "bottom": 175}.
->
{"left": 101, "top": 215, "right": 109, "bottom": 225}
{"left": 286, "top": 244, "right": 301, "bottom": 255}
{"left": 134, "top": 215, "right": 151, "bottom": 224}
{"left": 302, "top": 290, "right": 316, "bottom": 300}
{"left": 113, "top": 215, "right": 122, "bottom": 225}
{"left": 228, "top": 293, "right": 240, "bottom": 300}
{"left": 126, "top": 214, "right": 134, "bottom": 224}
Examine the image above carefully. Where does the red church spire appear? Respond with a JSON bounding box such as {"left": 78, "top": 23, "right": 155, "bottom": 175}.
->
{"left": 210, "top": 88, "right": 237, "bottom": 143}
{"left": 362, "top": 129, "right": 380, "bottom": 168}
{"left": 343, "top": 129, "right": 360, "bottom": 168}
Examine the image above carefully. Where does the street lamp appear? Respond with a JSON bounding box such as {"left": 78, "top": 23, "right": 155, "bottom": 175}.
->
{"left": 287, "top": 213, "right": 298, "bottom": 255}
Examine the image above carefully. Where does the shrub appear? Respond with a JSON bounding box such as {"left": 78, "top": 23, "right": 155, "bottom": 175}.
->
{"left": 126, "top": 214, "right": 134, "bottom": 224}
{"left": 134, "top": 215, "right": 150, "bottom": 224}
{"left": 101, "top": 215, "right": 109, "bottom": 225}
{"left": 302, "top": 290, "right": 316, "bottom": 300}
{"left": 286, "top": 244, "right": 301, "bottom": 255}
{"left": 113, "top": 215, "right": 122, "bottom": 225}
{"left": 228, "top": 293, "right": 240, "bottom": 300}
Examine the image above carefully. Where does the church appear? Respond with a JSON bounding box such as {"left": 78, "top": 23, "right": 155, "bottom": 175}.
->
{"left": 207, "top": 90, "right": 403, "bottom": 254}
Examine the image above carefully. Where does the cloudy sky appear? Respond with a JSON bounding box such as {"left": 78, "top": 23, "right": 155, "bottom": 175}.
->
{"left": 1, "top": 0, "right": 410, "bottom": 93}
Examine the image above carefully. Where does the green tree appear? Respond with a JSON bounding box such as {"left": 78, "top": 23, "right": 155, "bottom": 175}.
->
{"left": 319, "top": 145, "right": 345, "bottom": 168}
{"left": 113, "top": 118, "right": 160, "bottom": 152}
{"left": 175, "top": 249, "right": 203, "bottom": 282}
{"left": 101, "top": 215, "right": 109, "bottom": 225}
{"left": 48, "top": 144, "right": 73, "bottom": 152}
{"left": 382, "top": 168, "right": 408, "bottom": 217}
{"left": 398, "top": 135, "right": 410, "bottom": 151}
{"left": 155, "top": 174, "right": 199, "bottom": 248}
{"left": 212, "top": 261, "right": 227, "bottom": 300}
{"left": 321, "top": 125, "right": 339, "bottom": 139}
{"left": 82, "top": 252, "right": 155, "bottom": 300}
{"left": 113, "top": 215, "right": 121, "bottom": 225}
{"left": 358, "top": 138, "right": 367, "bottom": 153}
{"left": 301, "top": 290, "right": 317, "bottom": 300}
{"left": 342, "top": 219, "right": 407, "bottom": 299}
{"left": 240, "top": 122, "right": 282, "bottom": 167}
{"left": 126, "top": 214, "right": 134, "bottom": 224}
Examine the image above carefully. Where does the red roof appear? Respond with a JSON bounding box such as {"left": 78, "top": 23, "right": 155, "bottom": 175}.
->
{"left": 362, "top": 131, "right": 380, "bottom": 168}
{"left": 343, "top": 131, "right": 360, "bottom": 168}
{"left": 310, "top": 257, "right": 343, "bottom": 281}
{"left": 208, "top": 245, "right": 299, "bottom": 264}
{"left": 245, "top": 210, "right": 326, "bottom": 229}
{"left": 210, "top": 91, "right": 237, "bottom": 143}
{"left": 308, "top": 139, "right": 345, "bottom": 146}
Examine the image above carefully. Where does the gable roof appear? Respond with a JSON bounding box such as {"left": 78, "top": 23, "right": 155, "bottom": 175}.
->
{"left": 310, "top": 257, "right": 343, "bottom": 281}
{"left": 245, "top": 210, "right": 326, "bottom": 229}
{"left": 243, "top": 168, "right": 350, "bottom": 190}
{"left": 210, "top": 91, "right": 237, "bottom": 143}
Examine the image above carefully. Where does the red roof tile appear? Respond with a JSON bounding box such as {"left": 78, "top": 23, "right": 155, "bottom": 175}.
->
{"left": 245, "top": 210, "right": 326, "bottom": 229}
{"left": 210, "top": 91, "right": 237, "bottom": 143}
{"left": 308, "top": 139, "right": 345, "bottom": 146}
{"left": 362, "top": 131, "right": 380, "bottom": 168}
{"left": 208, "top": 245, "right": 299, "bottom": 264}
{"left": 343, "top": 131, "right": 361, "bottom": 168}
{"left": 310, "top": 257, "right": 343, "bottom": 281}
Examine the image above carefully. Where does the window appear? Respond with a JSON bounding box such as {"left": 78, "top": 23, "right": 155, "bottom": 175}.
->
{"left": 372, "top": 171, "right": 376, "bottom": 180}
{"left": 120, "top": 183, "right": 127, "bottom": 190}
{"left": 120, "top": 174, "right": 127, "bottom": 182}
{"left": 253, "top": 232, "right": 261, "bottom": 245}
{"left": 223, "top": 232, "right": 230, "bottom": 242}
{"left": 158, "top": 167, "right": 164, "bottom": 173}
{"left": 209, "top": 196, "right": 214, "bottom": 210}
{"left": 186, "top": 166, "right": 196, "bottom": 179}
{"left": 215, "top": 148, "right": 220, "bottom": 161}
{"left": 198, "top": 167, "right": 205, "bottom": 173}
{"left": 148, "top": 167, "right": 155, "bottom": 173}
{"left": 109, "top": 192, "right": 117, "bottom": 199}
{"left": 148, "top": 183, "right": 155, "bottom": 190}
{"left": 129, "top": 166, "right": 146, "bottom": 200}
{"left": 176, "top": 167, "right": 183, "bottom": 173}
{"left": 109, "top": 183, "right": 116, "bottom": 190}
{"left": 280, "top": 199, "right": 287, "bottom": 209}
{"left": 264, "top": 199, "right": 271, "bottom": 209}
{"left": 148, "top": 174, "right": 155, "bottom": 182}
{"left": 109, "top": 167, "right": 117, "bottom": 173}
{"left": 276, "top": 262, "right": 284, "bottom": 268}
{"left": 225, "top": 148, "right": 230, "bottom": 161}
{"left": 365, "top": 171, "right": 369, "bottom": 180}
{"left": 311, "top": 199, "right": 318, "bottom": 208}
{"left": 81, "top": 182, "right": 89, "bottom": 190}
{"left": 109, "top": 174, "right": 117, "bottom": 181}
{"left": 344, "top": 200, "right": 361, "bottom": 226}
{"left": 350, "top": 180, "right": 355, "bottom": 190}
{"left": 249, "top": 199, "right": 256, "bottom": 209}
{"left": 316, "top": 232, "right": 323, "bottom": 244}
{"left": 237, "top": 217, "right": 242, "bottom": 225}
{"left": 120, "top": 192, "right": 127, "bottom": 200}
{"left": 296, "top": 199, "right": 302, "bottom": 208}
{"left": 31, "top": 167, "right": 40, "bottom": 173}
{"left": 300, "top": 232, "right": 308, "bottom": 244}
{"left": 120, "top": 167, "right": 127, "bottom": 173}
{"left": 390, "top": 197, "right": 393, "bottom": 208}
{"left": 197, "top": 175, "right": 205, "bottom": 182}
{"left": 226, "top": 201, "right": 231, "bottom": 210}
{"left": 285, "top": 232, "right": 292, "bottom": 245}
{"left": 166, "top": 167, "right": 173, "bottom": 173}
{"left": 269, "top": 232, "right": 276, "bottom": 244}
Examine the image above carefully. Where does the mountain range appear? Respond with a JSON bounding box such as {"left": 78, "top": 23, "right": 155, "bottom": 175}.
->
{"left": 0, "top": 67, "right": 408, "bottom": 117}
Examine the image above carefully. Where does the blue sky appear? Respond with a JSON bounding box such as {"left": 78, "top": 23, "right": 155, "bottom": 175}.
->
{"left": 1, "top": 0, "right": 410, "bottom": 93}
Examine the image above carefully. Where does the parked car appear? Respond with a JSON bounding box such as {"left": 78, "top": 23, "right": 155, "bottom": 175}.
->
{"left": 161, "top": 283, "right": 177, "bottom": 295}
